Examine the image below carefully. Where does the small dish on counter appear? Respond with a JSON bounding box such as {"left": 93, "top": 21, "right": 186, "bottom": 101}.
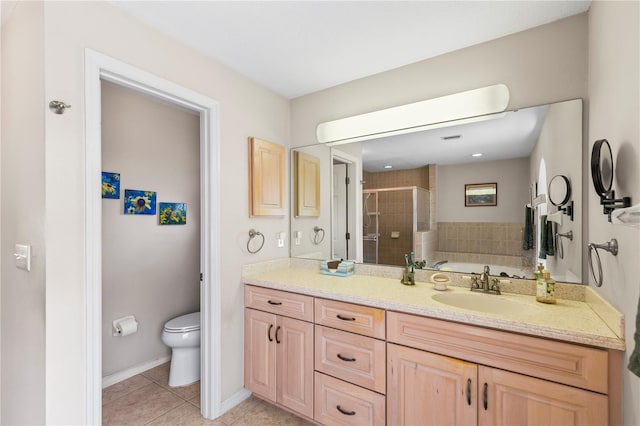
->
{"left": 430, "top": 272, "right": 451, "bottom": 291}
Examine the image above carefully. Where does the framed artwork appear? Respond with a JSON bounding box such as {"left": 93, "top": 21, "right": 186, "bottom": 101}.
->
{"left": 248, "top": 137, "right": 286, "bottom": 216}
{"left": 102, "top": 172, "right": 120, "bottom": 199}
{"left": 124, "top": 189, "right": 157, "bottom": 215}
{"left": 465, "top": 183, "right": 497, "bottom": 207}
{"left": 159, "top": 202, "right": 187, "bottom": 225}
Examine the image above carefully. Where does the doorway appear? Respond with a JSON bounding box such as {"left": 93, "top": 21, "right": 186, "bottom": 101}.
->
{"left": 85, "top": 49, "right": 221, "bottom": 423}
{"left": 331, "top": 149, "right": 363, "bottom": 263}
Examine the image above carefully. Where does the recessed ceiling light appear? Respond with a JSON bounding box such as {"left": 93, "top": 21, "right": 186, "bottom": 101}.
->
{"left": 384, "top": 165, "right": 393, "bottom": 169}
{"left": 471, "top": 153, "right": 483, "bottom": 157}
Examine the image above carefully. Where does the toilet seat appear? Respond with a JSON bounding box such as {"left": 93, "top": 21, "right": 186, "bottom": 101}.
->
{"left": 164, "top": 312, "right": 200, "bottom": 333}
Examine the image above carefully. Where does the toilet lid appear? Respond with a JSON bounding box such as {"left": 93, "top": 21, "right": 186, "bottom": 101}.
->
{"left": 164, "top": 312, "right": 200, "bottom": 332}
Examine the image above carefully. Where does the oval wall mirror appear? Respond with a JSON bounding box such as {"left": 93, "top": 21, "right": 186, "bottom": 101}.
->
{"left": 591, "top": 139, "right": 613, "bottom": 197}
{"left": 548, "top": 174, "right": 571, "bottom": 207}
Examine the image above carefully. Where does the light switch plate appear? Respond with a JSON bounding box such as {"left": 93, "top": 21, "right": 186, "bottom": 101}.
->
{"left": 14, "top": 244, "right": 31, "bottom": 271}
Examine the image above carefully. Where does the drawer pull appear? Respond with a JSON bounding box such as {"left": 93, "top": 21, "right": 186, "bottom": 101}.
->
{"left": 336, "top": 314, "right": 356, "bottom": 321}
{"left": 267, "top": 300, "right": 282, "bottom": 305}
{"left": 275, "top": 326, "right": 281, "bottom": 344}
{"left": 267, "top": 324, "right": 273, "bottom": 342}
{"left": 483, "top": 382, "right": 488, "bottom": 410}
{"left": 337, "top": 353, "right": 356, "bottom": 362}
{"left": 336, "top": 405, "right": 356, "bottom": 416}
{"left": 466, "top": 378, "right": 472, "bottom": 406}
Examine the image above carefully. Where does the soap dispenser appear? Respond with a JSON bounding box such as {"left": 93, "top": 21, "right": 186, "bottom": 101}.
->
{"left": 536, "top": 270, "right": 556, "bottom": 304}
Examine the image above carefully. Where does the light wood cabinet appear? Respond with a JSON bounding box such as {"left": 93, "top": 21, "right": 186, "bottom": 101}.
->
{"left": 478, "top": 366, "right": 608, "bottom": 426}
{"left": 294, "top": 151, "right": 321, "bottom": 217}
{"left": 248, "top": 137, "right": 285, "bottom": 216}
{"left": 387, "top": 343, "right": 477, "bottom": 426}
{"left": 244, "top": 287, "right": 314, "bottom": 419}
{"left": 315, "top": 298, "right": 385, "bottom": 339}
{"left": 314, "top": 372, "right": 385, "bottom": 426}
{"left": 387, "top": 311, "right": 612, "bottom": 426}
{"left": 388, "top": 343, "right": 609, "bottom": 426}
{"left": 315, "top": 325, "right": 386, "bottom": 393}
{"left": 244, "top": 285, "right": 620, "bottom": 426}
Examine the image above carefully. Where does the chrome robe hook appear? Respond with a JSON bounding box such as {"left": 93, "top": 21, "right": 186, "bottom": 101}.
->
{"left": 49, "top": 100, "right": 71, "bottom": 114}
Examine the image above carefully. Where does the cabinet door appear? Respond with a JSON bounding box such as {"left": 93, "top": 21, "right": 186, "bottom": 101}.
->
{"left": 387, "top": 343, "right": 477, "bottom": 426}
{"left": 478, "top": 366, "right": 608, "bottom": 426}
{"left": 244, "top": 309, "right": 277, "bottom": 401}
{"left": 248, "top": 137, "right": 285, "bottom": 216}
{"left": 276, "top": 316, "right": 314, "bottom": 419}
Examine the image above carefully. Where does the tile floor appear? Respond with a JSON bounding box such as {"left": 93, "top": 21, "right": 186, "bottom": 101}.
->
{"left": 102, "top": 362, "right": 314, "bottom": 425}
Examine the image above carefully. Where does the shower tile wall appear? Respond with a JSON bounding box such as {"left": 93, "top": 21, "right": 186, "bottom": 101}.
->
{"left": 363, "top": 165, "right": 430, "bottom": 190}
{"left": 377, "top": 190, "right": 413, "bottom": 266}
{"left": 435, "top": 222, "right": 526, "bottom": 267}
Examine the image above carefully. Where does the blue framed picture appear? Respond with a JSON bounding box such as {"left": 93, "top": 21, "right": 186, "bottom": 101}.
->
{"left": 102, "top": 172, "right": 120, "bottom": 199}
{"left": 124, "top": 189, "right": 157, "bottom": 215}
{"left": 159, "top": 202, "right": 187, "bottom": 225}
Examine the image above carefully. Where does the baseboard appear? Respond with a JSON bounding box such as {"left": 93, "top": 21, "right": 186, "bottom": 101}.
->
{"left": 219, "top": 388, "right": 252, "bottom": 416}
{"left": 102, "top": 355, "right": 171, "bottom": 388}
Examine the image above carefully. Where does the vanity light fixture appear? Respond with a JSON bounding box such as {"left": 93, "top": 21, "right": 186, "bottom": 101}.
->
{"left": 471, "top": 153, "right": 483, "bottom": 157}
{"left": 384, "top": 165, "right": 393, "bottom": 169}
{"left": 316, "top": 84, "right": 510, "bottom": 145}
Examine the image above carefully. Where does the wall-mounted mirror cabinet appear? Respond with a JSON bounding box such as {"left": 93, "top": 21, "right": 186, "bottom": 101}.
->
{"left": 291, "top": 98, "right": 583, "bottom": 283}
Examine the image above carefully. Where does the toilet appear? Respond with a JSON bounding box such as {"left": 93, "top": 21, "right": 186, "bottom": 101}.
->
{"left": 161, "top": 312, "right": 201, "bottom": 387}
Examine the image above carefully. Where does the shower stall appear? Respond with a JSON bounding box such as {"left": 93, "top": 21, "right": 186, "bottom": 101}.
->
{"left": 362, "top": 186, "right": 430, "bottom": 266}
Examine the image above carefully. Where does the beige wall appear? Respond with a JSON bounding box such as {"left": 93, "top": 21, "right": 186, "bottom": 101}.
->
{"left": 0, "top": 1, "right": 46, "bottom": 424}
{"left": 101, "top": 82, "right": 200, "bottom": 376}
{"left": 38, "top": 2, "right": 289, "bottom": 423}
{"left": 588, "top": 2, "right": 640, "bottom": 424}
{"left": 291, "top": 13, "right": 588, "bottom": 148}
{"left": 437, "top": 158, "right": 530, "bottom": 223}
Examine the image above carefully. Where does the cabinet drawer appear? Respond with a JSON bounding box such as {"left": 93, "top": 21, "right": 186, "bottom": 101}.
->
{"left": 387, "top": 311, "right": 608, "bottom": 393}
{"left": 314, "top": 372, "right": 385, "bottom": 426}
{"left": 315, "top": 298, "right": 385, "bottom": 339}
{"left": 245, "top": 285, "right": 313, "bottom": 321}
{"left": 315, "top": 325, "right": 385, "bottom": 394}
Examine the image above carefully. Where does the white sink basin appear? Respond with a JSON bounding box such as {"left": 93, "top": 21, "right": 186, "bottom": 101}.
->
{"left": 432, "top": 292, "right": 540, "bottom": 316}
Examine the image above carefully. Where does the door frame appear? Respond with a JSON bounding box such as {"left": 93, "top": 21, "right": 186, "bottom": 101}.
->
{"left": 84, "top": 49, "right": 221, "bottom": 423}
{"left": 330, "top": 148, "right": 363, "bottom": 263}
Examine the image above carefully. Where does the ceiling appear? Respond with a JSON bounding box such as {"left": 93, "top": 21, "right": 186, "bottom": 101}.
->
{"left": 361, "top": 104, "right": 549, "bottom": 172}
{"left": 112, "top": 1, "right": 591, "bottom": 99}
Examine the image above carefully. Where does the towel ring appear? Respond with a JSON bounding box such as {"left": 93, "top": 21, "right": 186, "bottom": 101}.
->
{"left": 313, "top": 226, "right": 325, "bottom": 245}
{"left": 588, "top": 239, "right": 618, "bottom": 287}
{"left": 247, "top": 229, "right": 265, "bottom": 254}
{"left": 554, "top": 231, "right": 573, "bottom": 259}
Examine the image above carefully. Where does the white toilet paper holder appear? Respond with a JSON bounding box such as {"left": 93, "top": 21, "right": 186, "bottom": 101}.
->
{"left": 113, "top": 315, "right": 138, "bottom": 337}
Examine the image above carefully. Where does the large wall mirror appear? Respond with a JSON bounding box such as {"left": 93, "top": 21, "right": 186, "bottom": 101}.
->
{"left": 291, "top": 98, "right": 583, "bottom": 283}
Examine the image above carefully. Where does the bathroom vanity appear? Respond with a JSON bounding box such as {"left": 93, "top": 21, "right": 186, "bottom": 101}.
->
{"left": 243, "top": 261, "right": 624, "bottom": 426}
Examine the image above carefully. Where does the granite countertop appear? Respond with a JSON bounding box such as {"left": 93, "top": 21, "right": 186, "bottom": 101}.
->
{"left": 242, "top": 263, "right": 625, "bottom": 351}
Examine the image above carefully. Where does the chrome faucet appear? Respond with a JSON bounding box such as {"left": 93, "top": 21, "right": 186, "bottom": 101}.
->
{"left": 470, "top": 265, "right": 501, "bottom": 295}
{"left": 432, "top": 260, "right": 448, "bottom": 270}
